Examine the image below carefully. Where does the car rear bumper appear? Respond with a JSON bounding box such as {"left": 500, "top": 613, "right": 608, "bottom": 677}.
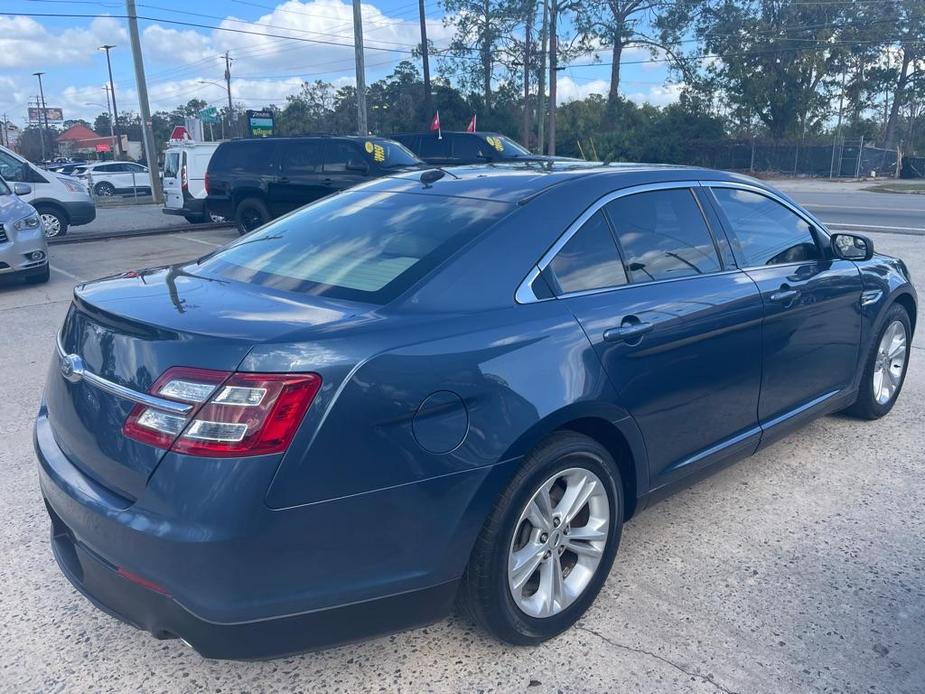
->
{"left": 35, "top": 402, "right": 507, "bottom": 658}
{"left": 46, "top": 504, "right": 457, "bottom": 660}
{"left": 162, "top": 198, "right": 205, "bottom": 217}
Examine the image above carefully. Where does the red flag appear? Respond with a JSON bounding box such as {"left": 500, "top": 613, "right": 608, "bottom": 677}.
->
{"left": 466, "top": 114, "right": 477, "bottom": 132}
{"left": 429, "top": 111, "right": 441, "bottom": 133}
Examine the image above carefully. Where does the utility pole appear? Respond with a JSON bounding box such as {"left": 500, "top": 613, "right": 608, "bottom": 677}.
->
{"left": 126, "top": 0, "right": 163, "bottom": 202}
{"left": 33, "top": 72, "right": 50, "bottom": 161}
{"left": 352, "top": 0, "right": 368, "bottom": 135}
{"left": 103, "top": 85, "right": 117, "bottom": 157}
{"left": 223, "top": 51, "right": 234, "bottom": 113}
{"left": 536, "top": 0, "right": 548, "bottom": 154}
{"left": 418, "top": 0, "right": 432, "bottom": 120}
{"left": 829, "top": 64, "right": 847, "bottom": 179}
{"left": 547, "top": 0, "right": 557, "bottom": 156}
{"left": 99, "top": 45, "right": 123, "bottom": 157}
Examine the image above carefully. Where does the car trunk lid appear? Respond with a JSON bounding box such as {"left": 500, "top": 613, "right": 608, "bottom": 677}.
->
{"left": 45, "top": 265, "right": 360, "bottom": 500}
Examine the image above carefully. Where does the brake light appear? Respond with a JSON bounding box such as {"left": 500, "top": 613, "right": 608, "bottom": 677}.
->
{"left": 123, "top": 367, "right": 321, "bottom": 457}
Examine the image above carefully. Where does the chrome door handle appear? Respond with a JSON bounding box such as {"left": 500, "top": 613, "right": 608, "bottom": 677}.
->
{"left": 603, "top": 322, "right": 653, "bottom": 343}
{"left": 770, "top": 288, "right": 800, "bottom": 304}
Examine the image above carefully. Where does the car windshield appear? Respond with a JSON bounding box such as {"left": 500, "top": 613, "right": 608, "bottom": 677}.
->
{"left": 481, "top": 135, "right": 531, "bottom": 158}
{"left": 364, "top": 139, "right": 421, "bottom": 168}
{"left": 195, "top": 190, "right": 511, "bottom": 303}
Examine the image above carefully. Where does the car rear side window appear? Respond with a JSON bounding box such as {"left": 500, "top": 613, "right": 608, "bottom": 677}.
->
{"left": 323, "top": 141, "right": 362, "bottom": 173}
{"left": 211, "top": 141, "right": 277, "bottom": 174}
{"left": 548, "top": 210, "right": 627, "bottom": 294}
{"left": 196, "top": 191, "right": 511, "bottom": 303}
{"left": 164, "top": 152, "right": 180, "bottom": 178}
{"left": 605, "top": 188, "right": 721, "bottom": 283}
{"left": 711, "top": 187, "right": 820, "bottom": 266}
{"left": 452, "top": 136, "right": 485, "bottom": 160}
{"left": 282, "top": 140, "right": 322, "bottom": 176}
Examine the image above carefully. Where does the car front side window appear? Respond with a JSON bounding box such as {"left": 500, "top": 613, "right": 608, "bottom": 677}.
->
{"left": 711, "top": 187, "right": 821, "bottom": 267}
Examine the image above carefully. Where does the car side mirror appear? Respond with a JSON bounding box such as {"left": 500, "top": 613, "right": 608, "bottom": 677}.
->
{"left": 12, "top": 182, "right": 31, "bottom": 196}
{"left": 346, "top": 159, "right": 370, "bottom": 174}
{"left": 831, "top": 233, "right": 874, "bottom": 261}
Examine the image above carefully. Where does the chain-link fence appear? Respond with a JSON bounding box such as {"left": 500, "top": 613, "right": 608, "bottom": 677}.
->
{"left": 671, "top": 137, "right": 899, "bottom": 178}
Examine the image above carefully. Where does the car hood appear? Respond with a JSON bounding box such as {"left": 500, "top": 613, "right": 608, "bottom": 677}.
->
{"left": 0, "top": 192, "right": 36, "bottom": 223}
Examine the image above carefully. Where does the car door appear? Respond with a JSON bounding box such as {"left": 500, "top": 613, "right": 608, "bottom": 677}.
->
{"left": 543, "top": 184, "right": 765, "bottom": 487}
{"left": 270, "top": 139, "right": 325, "bottom": 215}
{"left": 125, "top": 162, "right": 151, "bottom": 191}
{"left": 705, "top": 184, "right": 862, "bottom": 429}
{"left": 321, "top": 140, "right": 368, "bottom": 192}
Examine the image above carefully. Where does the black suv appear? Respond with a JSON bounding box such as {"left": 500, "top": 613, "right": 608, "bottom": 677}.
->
{"left": 206, "top": 136, "right": 422, "bottom": 233}
{"left": 392, "top": 131, "right": 543, "bottom": 166}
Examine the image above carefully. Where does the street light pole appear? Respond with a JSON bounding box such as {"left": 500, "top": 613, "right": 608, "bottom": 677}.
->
{"left": 33, "top": 72, "right": 50, "bottom": 161}
{"left": 352, "top": 0, "right": 368, "bottom": 135}
{"left": 102, "top": 87, "right": 117, "bottom": 156}
{"left": 99, "top": 45, "right": 124, "bottom": 157}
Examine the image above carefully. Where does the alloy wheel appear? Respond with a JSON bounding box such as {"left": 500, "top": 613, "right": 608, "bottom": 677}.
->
{"left": 873, "top": 320, "right": 907, "bottom": 405}
{"left": 508, "top": 467, "right": 610, "bottom": 618}
{"left": 40, "top": 213, "right": 61, "bottom": 238}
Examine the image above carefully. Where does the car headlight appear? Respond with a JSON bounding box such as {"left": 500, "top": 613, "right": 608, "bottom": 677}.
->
{"left": 12, "top": 213, "right": 41, "bottom": 231}
{"left": 60, "top": 179, "right": 86, "bottom": 193}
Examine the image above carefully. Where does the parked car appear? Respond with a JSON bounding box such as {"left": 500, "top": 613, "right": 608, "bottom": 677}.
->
{"left": 162, "top": 142, "right": 223, "bottom": 224}
{"left": 74, "top": 161, "right": 152, "bottom": 198}
{"left": 205, "top": 135, "right": 422, "bottom": 233}
{"left": 393, "top": 130, "right": 552, "bottom": 166}
{"left": 0, "top": 177, "right": 48, "bottom": 283}
{"left": 0, "top": 145, "right": 95, "bottom": 238}
{"left": 36, "top": 164, "right": 916, "bottom": 659}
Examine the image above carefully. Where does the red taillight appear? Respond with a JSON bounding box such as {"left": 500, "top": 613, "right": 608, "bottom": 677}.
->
{"left": 204, "top": 170, "right": 210, "bottom": 194}
{"left": 122, "top": 367, "right": 321, "bottom": 458}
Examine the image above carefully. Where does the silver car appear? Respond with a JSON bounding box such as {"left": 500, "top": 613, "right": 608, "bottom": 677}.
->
{"left": 0, "top": 178, "right": 49, "bottom": 284}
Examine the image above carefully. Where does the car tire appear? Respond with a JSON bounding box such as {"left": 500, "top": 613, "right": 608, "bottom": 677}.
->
{"left": 25, "top": 264, "right": 50, "bottom": 284}
{"left": 94, "top": 181, "right": 116, "bottom": 197}
{"left": 35, "top": 205, "right": 68, "bottom": 238}
{"left": 846, "top": 304, "right": 912, "bottom": 420}
{"left": 234, "top": 197, "right": 270, "bottom": 235}
{"left": 458, "top": 431, "right": 623, "bottom": 645}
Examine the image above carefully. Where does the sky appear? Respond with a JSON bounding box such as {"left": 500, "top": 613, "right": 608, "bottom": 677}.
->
{"left": 0, "top": 0, "right": 678, "bottom": 129}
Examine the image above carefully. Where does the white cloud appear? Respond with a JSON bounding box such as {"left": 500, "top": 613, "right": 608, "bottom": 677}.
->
{"left": 0, "top": 16, "right": 127, "bottom": 69}
{"left": 556, "top": 76, "right": 609, "bottom": 104}
{"left": 625, "top": 83, "right": 684, "bottom": 107}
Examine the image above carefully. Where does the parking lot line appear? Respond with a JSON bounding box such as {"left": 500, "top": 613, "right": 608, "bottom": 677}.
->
{"left": 182, "top": 236, "right": 222, "bottom": 247}
{"left": 49, "top": 265, "right": 81, "bottom": 281}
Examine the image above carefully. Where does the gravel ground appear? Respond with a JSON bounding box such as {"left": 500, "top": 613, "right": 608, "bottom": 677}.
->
{"left": 0, "top": 229, "right": 922, "bottom": 693}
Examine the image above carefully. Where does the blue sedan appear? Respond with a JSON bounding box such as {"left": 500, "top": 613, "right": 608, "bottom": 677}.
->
{"left": 36, "top": 164, "right": 916, "bottom": 659}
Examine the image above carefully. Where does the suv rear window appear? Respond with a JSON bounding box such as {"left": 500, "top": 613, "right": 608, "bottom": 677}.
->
{"left": 210, "top": 141, "right": 277, "bottom": 174}
{"left": 196, "top": 191, "right": 511, "bottom": 303}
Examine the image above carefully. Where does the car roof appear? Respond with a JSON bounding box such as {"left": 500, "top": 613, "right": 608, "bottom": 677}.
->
{"left": 353, "top": 162, "right": 763, "bottom": 205}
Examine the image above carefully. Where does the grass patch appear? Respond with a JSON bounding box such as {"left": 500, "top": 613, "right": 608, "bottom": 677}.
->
{"left": 862, "top": 181, "right": 925, "bottom": 194}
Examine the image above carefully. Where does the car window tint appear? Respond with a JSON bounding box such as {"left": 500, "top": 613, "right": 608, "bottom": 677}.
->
{"left": 418, "top": 135, "right": 448, "bottom": 158}
{"left": 211, "top": 141, "right": 277, "bottom": 174}
{"left": 323, "top": 141, "right": 361, "bottom": 173}
{"left": 0, "top": 151, "right": 24, "bottom": 181}
{"left": 549, "top": 210, "right": 627, "bottom": 294}
{"left": 452, "top": 135, "right": 485, "bottom": 160}
{"left": 282, "top": 140, "right": 322, "bottom": 176}
{"left": 196, "top": 191, "right": 511, "bottom": 303}
{"left": 606, "top": 188, "right": 721, "bottom": 283}
{"left": 712, "top": 187, "right": 820, "bottom": 266}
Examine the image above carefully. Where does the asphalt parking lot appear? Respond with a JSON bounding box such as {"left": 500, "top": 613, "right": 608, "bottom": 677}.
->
{"left": 1, "top": 227, "right": 923, "bottom": 693}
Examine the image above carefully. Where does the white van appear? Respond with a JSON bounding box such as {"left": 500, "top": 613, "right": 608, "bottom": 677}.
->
{"left": 162, "top": 142, "right": 223, "bottom": 224}
{"left": 0, "top": 144, "right": 95, "bottom": 237}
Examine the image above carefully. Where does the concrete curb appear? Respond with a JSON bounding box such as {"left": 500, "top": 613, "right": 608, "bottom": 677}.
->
{"left": 48, "top": 222, "right": 235, "bottom": 245}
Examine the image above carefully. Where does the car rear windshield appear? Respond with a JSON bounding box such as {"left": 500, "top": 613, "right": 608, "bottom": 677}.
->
{"left": 195, "top": 190, "right": 512, "bottom": 303}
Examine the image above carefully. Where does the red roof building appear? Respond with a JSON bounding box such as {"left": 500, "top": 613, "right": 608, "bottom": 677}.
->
{"left": 57, "top": 123, "right": 126, "bottom": 156}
